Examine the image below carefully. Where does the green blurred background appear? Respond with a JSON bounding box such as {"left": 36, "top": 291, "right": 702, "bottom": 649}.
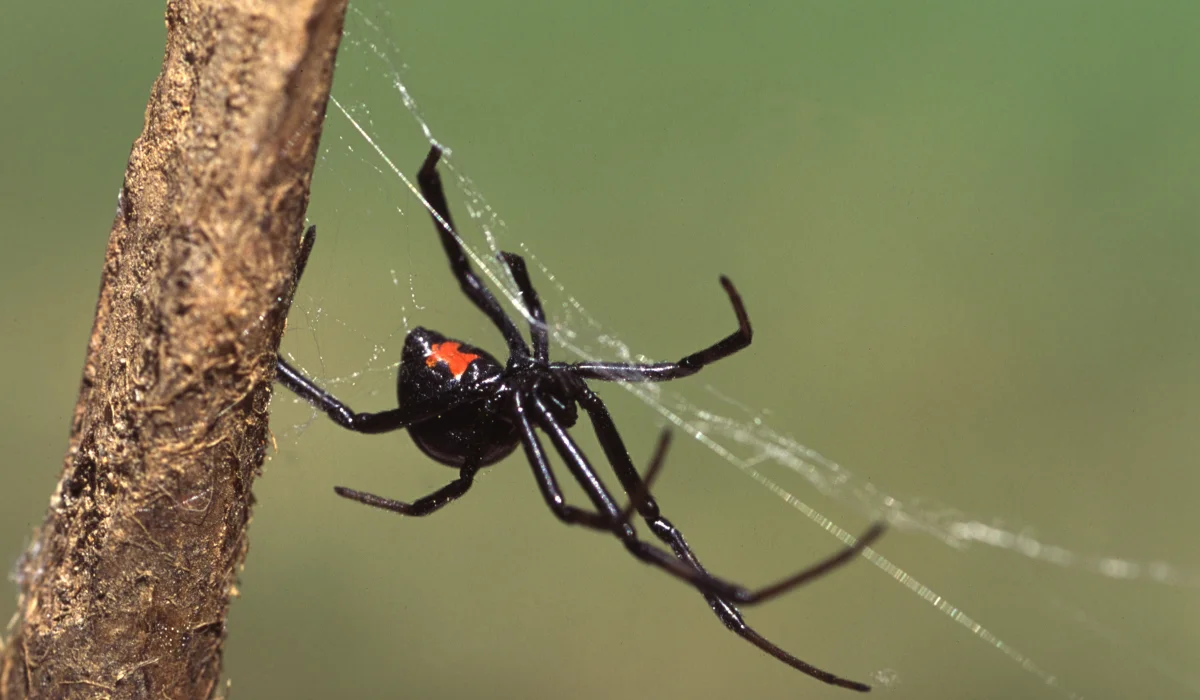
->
{"left": 3, "top": 2, "right": 1200, "bottom": 698}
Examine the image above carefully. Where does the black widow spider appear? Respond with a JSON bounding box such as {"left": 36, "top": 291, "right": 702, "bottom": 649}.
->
{"left": 276, "top": 145, "right": 885, "bottom": 692}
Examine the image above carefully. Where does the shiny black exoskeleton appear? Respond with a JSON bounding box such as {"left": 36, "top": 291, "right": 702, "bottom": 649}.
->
{"left": 395, "top": 327, "right": 518, "bottom": 468}
{"left": 275, "top": 146, "right": 885, "bottom": 692}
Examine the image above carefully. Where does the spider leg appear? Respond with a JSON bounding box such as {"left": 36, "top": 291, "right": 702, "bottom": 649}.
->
{"left": 276, "top": 225, "right": 424, "bottom": 433}
{"left": 513, "top": 392, "right": 623, "bottom": 531}
{"left": 276, "top": 224, "right": 320, "bottom": 386}
{"left": 617, "top": 428, "right": 672, "bottom": 524}
{"left": 717, "top": 606, "right": 874, "bottom": 692}
{"left": 334, "top": 462, "right": 480, "bottom": 517}
{"left": 417, "top": 146, "right": 530, "bottom": 359}
{"left": 567, "top": 276, "right": 752, "bottom": 382}
{"left": 573, "top": 386, "right": 880, "bottom": 690}
{"left": 498, "top": 252, "right": 549, "bottom": 363}
{"left": 276, "top": 358, "right": 485, "bottom": 434}
{"left": 280, "top": 224, "right": 317, "bottom": 305}
{"left": 575, "top": 386, "right": 885, "bottom": 603}
{"left": 529, "top": 396, "right": 760, "bottom": 587}
{"left": 276, "top": 358, "right": 409, "bottom": 433}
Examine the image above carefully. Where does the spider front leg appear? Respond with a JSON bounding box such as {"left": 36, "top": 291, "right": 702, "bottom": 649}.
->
{"left": 567, "top": 276, "right": 753, "bottom": 382}
{"left": 417, "top": 146, "right": 530, "bottom": 359}
{"left": 498, "top": 252, "right": 549, "bottom": 363}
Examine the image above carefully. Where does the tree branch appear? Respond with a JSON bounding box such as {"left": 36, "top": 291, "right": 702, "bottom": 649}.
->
{"left": 1, "top": 0, "right": 348, "bottom": 697}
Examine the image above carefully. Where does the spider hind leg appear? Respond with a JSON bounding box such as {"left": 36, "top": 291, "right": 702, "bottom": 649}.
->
{"left": 573, "top": 386, "right": 883, "bottom": 690}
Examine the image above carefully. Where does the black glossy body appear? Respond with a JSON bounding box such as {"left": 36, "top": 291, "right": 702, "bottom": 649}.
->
{"left": 398, "top": 327, "right": 519, "bottom": 468}
{"left": 275, "top": 146, "right": 884, "bottom": 692}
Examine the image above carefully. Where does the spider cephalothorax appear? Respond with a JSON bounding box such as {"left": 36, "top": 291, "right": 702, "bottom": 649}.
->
{"left": 277, "top": 145, "right": 884, "bottom": 691}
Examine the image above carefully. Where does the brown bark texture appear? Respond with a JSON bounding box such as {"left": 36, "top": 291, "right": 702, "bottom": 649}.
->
{"left": 0, "top": 0, "right": 348, "bottom": 697}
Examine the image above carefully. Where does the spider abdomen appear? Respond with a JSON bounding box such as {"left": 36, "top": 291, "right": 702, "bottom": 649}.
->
{"left": 408, "top": 405, "right": 519, "bottom": 467}
{"left": 399, "top": 327, "right": 515, "bottom": 468}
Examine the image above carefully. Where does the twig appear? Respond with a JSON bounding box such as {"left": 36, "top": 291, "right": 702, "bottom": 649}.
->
{"left": 0, "top": 0, "right": 348, "bottom": 697}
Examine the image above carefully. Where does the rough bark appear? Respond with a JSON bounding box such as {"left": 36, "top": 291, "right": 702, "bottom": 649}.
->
{"left": 0, "top": 0, "right": 348, "bottom": 697}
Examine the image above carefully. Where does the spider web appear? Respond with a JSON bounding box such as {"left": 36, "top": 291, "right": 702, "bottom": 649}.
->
{"left": 269, "top": 5, "right": 1200, "bottom": 699}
